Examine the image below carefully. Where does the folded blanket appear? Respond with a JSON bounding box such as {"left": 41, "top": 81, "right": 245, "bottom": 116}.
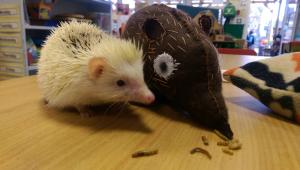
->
{"left": 223, "top": 52, "right": 300, "bottom": 123}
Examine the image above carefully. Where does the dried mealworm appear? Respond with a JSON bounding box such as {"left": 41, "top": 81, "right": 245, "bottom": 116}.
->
{"left": 190, "top": 147, "right": 212, "bottom": 159}
{"left": 222, "top": 148, "right": 234, "bottom": 155}
{"left": 228, "top": 140, "right": 242, "bottom": 150}
{"left": 217, "top": 141, "right": 229, "bottom": 146}
{"left": 214, "top": 130, "right": 229, "bottom": 141}
{"left": 132, "top": 149, "right": 158, "bottom": 158}
{"left": 201, "top": 136, "right": 209, "bottom": 146}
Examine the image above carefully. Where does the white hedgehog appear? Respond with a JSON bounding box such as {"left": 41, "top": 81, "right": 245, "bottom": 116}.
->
{"left": 38, "top": 21, "right": 155, "bottom": 116}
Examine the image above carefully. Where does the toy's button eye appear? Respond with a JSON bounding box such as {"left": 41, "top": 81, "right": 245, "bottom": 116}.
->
{"left": 153, "top": 52, "right": 180, "bottom": 80}
{"left": 116, "top": 80, "right": 125, "bottom": 87}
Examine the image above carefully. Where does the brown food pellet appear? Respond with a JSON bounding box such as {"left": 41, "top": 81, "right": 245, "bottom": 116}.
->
{"left": 201, "top": 136, "right": 209, "bottom": 145}
{"left": 190, "top": 147, "right": 212, "bottom": 159}
{"left": 132, "top": 149, "right": 158, "bottom": 158}
{"left": 222, "top": 148, "right": 234, "bottom": 155}
{"left": 217, "top": 141, "right": 229, "bottom": 146}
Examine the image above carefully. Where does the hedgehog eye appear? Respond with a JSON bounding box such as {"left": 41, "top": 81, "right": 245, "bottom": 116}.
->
{"left": 153, "top": 52, "right": 180, "bottom": 80}
{"left": 116, "top": 79, "right": 126, "bottom": 87}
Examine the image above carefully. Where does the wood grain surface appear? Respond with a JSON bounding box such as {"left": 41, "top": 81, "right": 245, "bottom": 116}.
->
{"left": 219, "top": 54, "right": 269, "bottom": 70}
{"left": 0, "top": 55, "right": 299, "bottom": 170}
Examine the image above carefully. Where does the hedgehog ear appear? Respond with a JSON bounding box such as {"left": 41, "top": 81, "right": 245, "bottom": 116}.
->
{"left": 142, "top": 18, "right": 165, "bottom": 40}
{"left": 88, "top": 58, "right": 106, "bottom": 80}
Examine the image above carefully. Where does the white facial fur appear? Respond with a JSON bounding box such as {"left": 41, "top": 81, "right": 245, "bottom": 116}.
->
{"left": 81, "top": 36, "right": 155, "bottom": 105}
{"left": 88, "top": 58, "right": 154, "bottom": 104}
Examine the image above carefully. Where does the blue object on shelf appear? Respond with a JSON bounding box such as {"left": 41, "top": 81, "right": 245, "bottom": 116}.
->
{"left": 50, "top": 0, "right": 112, "bottom": 17}
{"left": 177, "top": 4, "right": 219, "bottom": 19}
{"left": 43, "top": 20, "right": 59, "bottom": 27}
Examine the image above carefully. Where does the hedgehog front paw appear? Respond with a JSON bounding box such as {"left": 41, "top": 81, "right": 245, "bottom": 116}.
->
{"left": 76, "top": 106, "right": 95, "bottom": 118}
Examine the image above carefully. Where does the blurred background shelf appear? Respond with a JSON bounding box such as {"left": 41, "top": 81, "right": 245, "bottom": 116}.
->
{"left": 25, "top": 24, "right": 54, "bottom": 30}
{"left": 0, "top": 0, "right": 112, "bottom": 80}
{"left": 28, "top": 65, "right": 37, "bottom": 71}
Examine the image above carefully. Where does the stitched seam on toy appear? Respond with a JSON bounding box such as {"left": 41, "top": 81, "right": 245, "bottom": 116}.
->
{"left": 168, "top": 6, "right": 221, "bottom": 115}
{"left": 169, "top": 8, "right": 199, "bottom": 41}
{"left": 203, "top": 38, "right": 221, "bottom": 117}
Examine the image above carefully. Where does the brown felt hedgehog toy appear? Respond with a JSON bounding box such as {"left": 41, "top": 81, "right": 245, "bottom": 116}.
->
{"left": 122, "top": 4, "right": 233, "bottom": 139}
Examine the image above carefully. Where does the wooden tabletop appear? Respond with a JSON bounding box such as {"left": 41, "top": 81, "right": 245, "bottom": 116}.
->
{"left": 219, "top": 54, "right": 269, "bottom": 70}
{"left": 1, "top": 55, "right": 300, "bottom": 170}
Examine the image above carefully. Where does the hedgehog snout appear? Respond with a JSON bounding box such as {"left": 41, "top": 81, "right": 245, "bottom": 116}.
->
{"left": 132, "top": 88, "right": 155, "bottom": 105}
{"left": 143, "top": 93, "right": 155, "bottom": 104}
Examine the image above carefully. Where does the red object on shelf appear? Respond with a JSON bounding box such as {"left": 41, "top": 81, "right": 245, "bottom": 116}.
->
{"left": 217, "top": 48, "right": 257, "bottom": 56}
{"left": 290, "top": 41, "right": 300, "bottom": 46}
{"left": 27, "top": 51, "right": 33, "bottom": 65}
